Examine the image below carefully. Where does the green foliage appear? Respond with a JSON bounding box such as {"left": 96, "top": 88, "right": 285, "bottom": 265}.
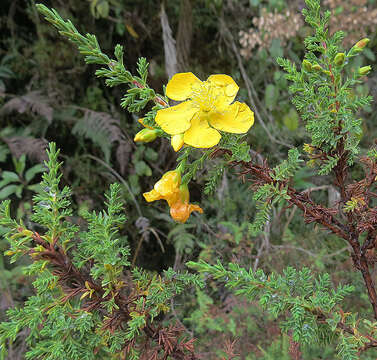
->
{"left": 277, "top": 0, "right": 372, "bottom": 173}
{"left": 270, "top": 148, "right": 302, "bottom": 181}
{"left": 35, "top": 3, "right": 167, "bottom": 126}
{"left": 0, "top": 143, "right": 203, "bottom": 359}
{"left": 249, "top": 182, "right": 291, "bottom": 236}
{"left": 0, "top": 155, "right": 44, "bottom": 200}
{"left": 73, "top": 183, "right": 129, "bottom": 291}
{"left": 204, "top": 162, "right": 225, "bottom": 195}
{"left": 1, "top": 0, "right": 377, "bottom": 359}
{"left": 167, "top": 223, "right": 196, "bottom": 255}
{"left": 255, "top": 335, "right": 292, "bottom": 360}
{"left": 30, "top": 144, "right": 76, "bottom": 246}
{"left": 220, "top": 134, "right": 251, "bottom": 162}
{"left": 177, "top": 147, "right": 211, "bottom": 185}
{"left": 71, "top": 110, "right": 126, "bottom": 164}
{"left": 187, "top": 260, "right": 359, "bottom": 358}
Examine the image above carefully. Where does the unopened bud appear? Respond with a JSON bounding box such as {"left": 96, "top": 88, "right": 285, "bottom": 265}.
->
{"left": 354, "top": 38, "right": 370, "bottom": 50}
{"left": 171, "top": 134, "right": 184, "bottom": 152}
{"left": 302, "top": 59, "right": 312, "bottom": 72}
{"left": 4, "top": 250, "right": 16, "bottom": 256}
{"left": 312, "top": 63, "right": 322, "bottom": 71}
{"left": 359, "top": 65, "right": 372, "bottom": 76}
{"left": 334, "top": 53, "right": 345, "bottom": 66}
{"left": 134, "top": 128, "right": 159, "bottom": 143}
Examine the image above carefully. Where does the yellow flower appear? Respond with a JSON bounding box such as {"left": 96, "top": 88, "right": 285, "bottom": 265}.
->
{"left": 143, "top": 170, "right": 181, "bottom": 206}
{"left": 155, "top": 72, "right": 254, "bottom": 148}
{"left": 169, "top": 184, "right": 203, "bottom": 223}
{"left": 143, "top": 171, "right": 202, "bottom": 223}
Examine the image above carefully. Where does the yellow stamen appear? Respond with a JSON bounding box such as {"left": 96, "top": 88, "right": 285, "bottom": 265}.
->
{"left": 190, "top": 82, "right": 217, "bottom": 112}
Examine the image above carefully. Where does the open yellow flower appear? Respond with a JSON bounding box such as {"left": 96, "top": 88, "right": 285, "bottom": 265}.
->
{"left": 143, "top": 170, "right": 203, "bottom": 223}
{"left": 155, "top": 72, "right": 254, "bottom": 148}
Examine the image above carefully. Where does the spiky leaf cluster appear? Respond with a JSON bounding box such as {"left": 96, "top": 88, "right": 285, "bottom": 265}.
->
{"left": 0, "top": 143, "right": 204, "bottom": 359}
{"left": 31, "top": 143, "right": 77, "bottom": 246}
{"left": 187, "top": 260, "right": 361, "bottom": 359}
{"left": 270, "top": 148, "right": 302, "bottom": 181}
{"left": 204, "top": 162, "right": 225, "bottom": 195}
{"left": 249, "top": 181, "right": 291, "bottom": 236}
{"left": 277, "top": 0, "right": 372, "bottom": 173}
{"left": 35, "top": 4, "right": 167, "bottom": 126}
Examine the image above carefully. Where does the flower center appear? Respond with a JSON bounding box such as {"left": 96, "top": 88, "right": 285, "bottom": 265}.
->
{"left": 190, "top": 82, "right": 218, "bottom": 113}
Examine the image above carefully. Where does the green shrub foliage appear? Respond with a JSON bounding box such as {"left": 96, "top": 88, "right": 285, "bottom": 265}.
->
{"left": 1, "top": 0, "right": 377, "bottom": 359}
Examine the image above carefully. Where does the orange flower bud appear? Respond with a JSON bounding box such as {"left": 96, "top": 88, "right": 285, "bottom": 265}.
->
{"left": 170, "top": 202, "right": 203, "bottom": 223}
{"left": 354, "top": 38, "right": 370, "bottom": 50}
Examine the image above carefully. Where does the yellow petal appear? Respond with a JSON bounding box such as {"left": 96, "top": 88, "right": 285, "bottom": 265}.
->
{"left": 209, "top": 102, "right": 254, "bottom": 134}
{"left": 154, "top": 171, "right": 181, "bottom": 197}
{"left": 166, "top": 72, "right": 202, "bottom": 101}
{"left": 183, "top": 114, "right": 221, "bottom": 148}
{"left": 171, "top": 134, "right": 184, "bottom": 152}
{"left": 170, "top": 202, "right": 203, "bottom": 223}
{"left": 143, "top": 189, "right": 162, "bottom": 203}
{"left": 155, "top": 101, "right": 197, "bottom": 135}
{"left": 207, "top": 74, "right": 239, "bottom": 105}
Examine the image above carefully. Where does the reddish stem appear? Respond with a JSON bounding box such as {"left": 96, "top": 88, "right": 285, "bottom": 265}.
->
{"left": 132, "top": 80, "right": 168, "bottom": 107}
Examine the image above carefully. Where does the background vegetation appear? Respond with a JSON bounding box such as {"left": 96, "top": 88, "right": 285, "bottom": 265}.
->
{"left": 1, "top": 0, "right": 377, "bottom": 358}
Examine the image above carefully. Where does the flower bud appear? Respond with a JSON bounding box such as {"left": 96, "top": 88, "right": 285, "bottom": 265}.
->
{"left": 312, "top": 63, "right": 322, "bottom": 71}
{"left": 358, "top": 65, "right": 372, "bottom": 76}
{"left": 134, "top": 128, "right": 159, "bottom": 143}
{"left": 4, "top": 250, "right": 16, "bottom": 256}
{"left": 334, "top": 53, "right": 345, "bottom": 66}
{"left": 171, "top": 134, "right": 184, "bottom": 152}
{"left": 354, "top": 38, "right": 370, "bottom": 51}
{"left": 302, "top": 59, "right": 312, "bottom": 72}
